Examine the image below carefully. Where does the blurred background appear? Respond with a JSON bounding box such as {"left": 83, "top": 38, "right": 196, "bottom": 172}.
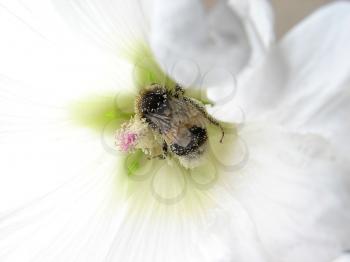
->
{"left": 205, "top": 0, "right": 333, "bottom": 38}
{"left": 271, "top": 0, "right": 332, "bottom": 38}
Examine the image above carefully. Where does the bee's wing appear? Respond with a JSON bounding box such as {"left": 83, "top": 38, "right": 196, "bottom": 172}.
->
{"left": 146, "top": 112, "right": 172, "bottom": 132}
{"left": 169, "top": 98, "right": 207, "bottom": 127}
{"left": 161, "top": 98, "right": 207, "bottom": 146}
{"left": 166, "top": 125, "right": 192, "bottom": 147}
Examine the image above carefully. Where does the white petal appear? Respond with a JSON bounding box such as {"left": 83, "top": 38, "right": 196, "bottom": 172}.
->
{"left": 0, "top": 1, "right": 135, "bottom": 206}
{"left": 236, "top": 2, "right": 350, "bottom": 156}
{"left": 0, "top": 0, "right": 129, "bottom": 98}
{"left": 1, "top": 2, "right": 348, "bottom": 262}
{"left": 234, "top": 124, "right": 350, "bottom": 262}
{"left": 228, "top": 0, "right": 275, "bottom": 63}
{"left": 0, "top": 120, "right": 249, "bottom": 261}
{"left": 51, "top": 0, "right": 151, "bottom": 53}
{"left": 332, "top": 254, "right": 350, "bottom": 262}
{"left": 1, "top": 101, "right": 349, "bottom": 262}
{"left": 150, "top": 0, "right": 274, "bottom": 87}
{"left": 0, "top": 155, "right": 130, "bottom": 261}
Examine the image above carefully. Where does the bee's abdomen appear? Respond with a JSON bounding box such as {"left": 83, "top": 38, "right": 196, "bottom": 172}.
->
{"left": 170, "top": 126, "right": 207, "bottom": 156}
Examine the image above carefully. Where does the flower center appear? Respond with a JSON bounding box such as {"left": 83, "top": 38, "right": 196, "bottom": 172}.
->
{"left": 69, "top": 43, "right": 245, "bottom": 206}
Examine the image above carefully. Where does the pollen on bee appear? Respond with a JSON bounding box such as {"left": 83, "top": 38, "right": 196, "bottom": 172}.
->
{"left": 115, "top": 119, "right": 144, "bottom": 153}
{"left": 115, "top": 131, "right": 138, "bottom": 152}
{"left": 115, "top": 118, "right": 164, "bottom": 157}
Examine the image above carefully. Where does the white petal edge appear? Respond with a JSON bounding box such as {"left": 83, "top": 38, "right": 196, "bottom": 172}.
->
{"left": 150, "top": 0, "right": 274, "bottom": 87}
{"left": 236, "top": 1, "right": 350, "bottom": 156}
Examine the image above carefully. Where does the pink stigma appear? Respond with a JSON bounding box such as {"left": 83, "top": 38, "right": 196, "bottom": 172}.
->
{"left": 116, "top": 132, "right": 138, "bottom": 152}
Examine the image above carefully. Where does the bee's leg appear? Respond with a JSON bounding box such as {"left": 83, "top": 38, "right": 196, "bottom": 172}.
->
{"left": 174, "top": 84, "right": 185, "bottom": 98}
{"left": 217, "top": 124, "right": 225, "bottom": 143}
{"left": 157, "top": 142, "right": 168, "bottom": 159}
{"left": 162, "top": 141, "right": 168, "bottom": 157}
{"left": 206, "top": 116, "right": 225, "bottom": 143}
{"left": 184, "top": 96, "right": 225, "bottom": 143}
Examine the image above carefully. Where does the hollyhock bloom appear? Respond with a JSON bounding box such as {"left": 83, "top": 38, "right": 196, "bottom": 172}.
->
{"left": 0, "top": 1, "right": 349, "bottom": 262}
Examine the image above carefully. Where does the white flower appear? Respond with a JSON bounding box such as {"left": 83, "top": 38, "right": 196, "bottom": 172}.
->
{"left": 0, "top": 1, "right": 349, "bottom": 262}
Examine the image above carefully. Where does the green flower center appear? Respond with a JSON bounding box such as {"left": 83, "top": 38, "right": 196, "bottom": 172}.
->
{"left": 69, "top": 42, "right": 245, "bottom": 208}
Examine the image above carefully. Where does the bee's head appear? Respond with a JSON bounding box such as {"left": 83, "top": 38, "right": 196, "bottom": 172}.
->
{"left": 136, "top": 84, "right": 170, "bottom": 130}
{"left": 138, "top": 85, "right": 169, "bottom": 116}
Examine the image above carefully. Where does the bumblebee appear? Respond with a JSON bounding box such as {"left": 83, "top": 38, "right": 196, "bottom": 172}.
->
{"left": 116, "top": 83, "right": 224, "bottom": 168}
